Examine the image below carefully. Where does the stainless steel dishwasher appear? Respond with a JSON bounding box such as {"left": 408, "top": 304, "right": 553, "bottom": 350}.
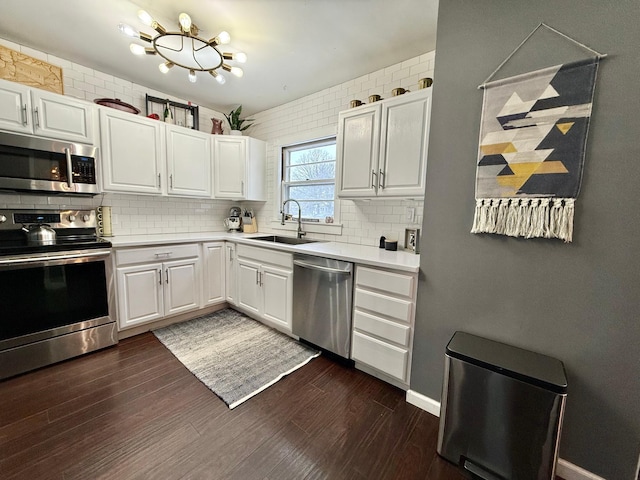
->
{"left": 292, "top": 254, "right": 353, "bottom": 359}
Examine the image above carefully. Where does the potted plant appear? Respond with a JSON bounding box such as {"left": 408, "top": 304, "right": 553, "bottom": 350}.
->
{"left": 224, "top": 105, "right": 254, "bottom": 135}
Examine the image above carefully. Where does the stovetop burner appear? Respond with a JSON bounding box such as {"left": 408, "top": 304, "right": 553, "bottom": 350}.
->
{"left": 0, "top": 208, "right": 111, "bottom": 257}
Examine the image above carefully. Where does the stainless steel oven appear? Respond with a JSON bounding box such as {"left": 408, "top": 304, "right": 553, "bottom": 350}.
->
{"left": 0, "top": 209, "right": 116, "bottom": 380}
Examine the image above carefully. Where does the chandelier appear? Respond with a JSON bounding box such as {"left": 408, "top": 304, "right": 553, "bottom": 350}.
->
{"left": 118, "top": 10, "right": 246, "bottom": 85}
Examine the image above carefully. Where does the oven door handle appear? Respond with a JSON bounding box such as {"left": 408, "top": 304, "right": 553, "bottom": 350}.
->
{"left": 0, "top": 249, "right": 111, "bottom": 266}
{"left": 65, "top": 148, "right": 74, "bottom": 190}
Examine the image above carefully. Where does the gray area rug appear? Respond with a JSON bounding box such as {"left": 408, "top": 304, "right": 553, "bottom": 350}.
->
{"left": 153, "top": 309, "right": 320, "bottom": 409}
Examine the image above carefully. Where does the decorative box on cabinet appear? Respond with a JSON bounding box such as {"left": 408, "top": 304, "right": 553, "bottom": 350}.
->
{"left": 212, "top": 136, "right": 266, "bottom": 200}
{"left": 351, "top": 265, "right": 417, "bottom": 386}
{"left": 337, "top": 88, "right": 432, "bottom": 199}
{"left": 0, "top": 78, "right": 95, "bottom": 144}
{"left": 115, "top": 244, "right": 201, "bottom": 330}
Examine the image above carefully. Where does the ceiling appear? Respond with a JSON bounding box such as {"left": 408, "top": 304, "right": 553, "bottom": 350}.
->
{"left": 0, "top": 0, "right": 438, "bottom": 116}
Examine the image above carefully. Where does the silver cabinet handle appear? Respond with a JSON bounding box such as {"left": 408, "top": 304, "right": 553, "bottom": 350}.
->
{"left": 379, "top": 169, "right": 385, "bottom": 189}
{"left": 22, "top": 104, "right": 28, "bottom": 125}
{"left": 371, "top": 170, "right": 377, "bottom": 188}
{"left": 157, "top": 173, "right": 161, "bottom": 188}
{"left": 154, "top": 252, "right": 173, "bottom": 258}
{"left": 65, "top": 148, "right": 74, "bottom": 189}
{"left": 255, "top": 270, "right": 259, "bottom": 285}
{"left": 259, "top": 271, "right": 262, "bottom": 287}
{"left": 241, "top": 180, "right": 245, "bottom": 196}
{"left": 33, "top": 107, "right": 40, "bottom": 128}
{"left": 228, "top": 248, "right": 234, "bottom": 262}
{"left": 170, "top": 174, "right": 173, "bottom": 188}
{"left": 165, "top": 268, "right": 169, "bottom": 284}
{"left": 158, "top": 269, "right": 162, "bottom": 285}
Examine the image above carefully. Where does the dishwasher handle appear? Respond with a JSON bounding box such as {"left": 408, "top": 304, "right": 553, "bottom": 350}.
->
{"left": 293, "top": 259, "right": 352, "bottom": 275}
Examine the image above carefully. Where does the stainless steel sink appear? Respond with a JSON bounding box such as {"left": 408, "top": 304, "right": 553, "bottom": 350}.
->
{"left": 250, "top": 235, "right": 320, "bottom": 245}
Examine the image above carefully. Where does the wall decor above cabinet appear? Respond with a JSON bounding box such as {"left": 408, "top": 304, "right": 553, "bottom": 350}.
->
{"left": 336, "top": 88, "right": 432, "bottom": 199}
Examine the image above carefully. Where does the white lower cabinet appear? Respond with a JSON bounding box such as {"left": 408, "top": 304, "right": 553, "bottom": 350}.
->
{"left": 115, "top": 244, "right": 201, "bottom": 330}
{"left": 351, "top": 265, "right": 417, "bottom": 385}
{"left": 224, "top": 242, "right": 237, "bottom": 306}
{"left": 202, "top": 242, "right": 226, "bottom": 306}
{"left": 236, "top": 244, "right": 293, "bottom": 333}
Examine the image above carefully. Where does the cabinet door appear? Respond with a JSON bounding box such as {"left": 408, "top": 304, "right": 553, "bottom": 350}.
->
{"left": 166, "top": 125, "right": 212, "bottom": 197}
{"left": 236, "top": 258, "right": 261, "bottom": 316}
{"left": 336, "top": 104, "right": 381, "bottom": 198}
{"left": 225, "top": 243, "right": 237, "bottom": 305}
{"left": 163, "top": 258, "right": 200, "bottom": 316}
{"left": 203, "top": 242, "right": 225, "bottom": 306}
{"left": 0, "top": 80, "right": 32, "bottom": 134}
{"left": 100, "top": 108, "right": 164, "bottom": 194}
{"left": 378, "top": 91, "right": 431, "bottom": 197}
{"left": 31, "top": 90, "right": 95, "bottom": 144}
{"left": 261, "top": 264, "right": 292, "bottom": 331}
{"left": 116, "top": 263, "right": 164, "bottom": 329}
{"left": 213, "top": 136, "right": 246, "bottom": 198}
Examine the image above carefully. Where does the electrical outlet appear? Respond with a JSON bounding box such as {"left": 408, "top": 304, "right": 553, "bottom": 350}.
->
{"left": 406, "top": 207, "right": 415, "bottom": 223}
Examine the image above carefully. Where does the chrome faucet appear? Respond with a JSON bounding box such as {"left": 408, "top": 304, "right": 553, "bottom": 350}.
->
{"left": 281, "top": 199, "right": 306, "bottom": 238}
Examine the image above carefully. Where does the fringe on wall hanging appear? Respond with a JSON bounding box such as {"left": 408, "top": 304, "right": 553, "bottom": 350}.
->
{"left": 472, "top": 24, "right": 606, "bottom": 243}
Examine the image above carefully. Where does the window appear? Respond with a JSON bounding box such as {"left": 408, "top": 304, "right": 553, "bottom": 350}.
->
{"left": 281, "top": 137, "right": 336, "bottom": 221}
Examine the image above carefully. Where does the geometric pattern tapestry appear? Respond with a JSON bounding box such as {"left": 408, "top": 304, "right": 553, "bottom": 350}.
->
{"left": 471, "top": 58, "right": 599, "bottom": 242}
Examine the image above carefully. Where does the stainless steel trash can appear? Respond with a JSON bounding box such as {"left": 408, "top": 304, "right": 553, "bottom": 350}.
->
{"left": 437, "top": 332, "right": 567, "bottom": 480}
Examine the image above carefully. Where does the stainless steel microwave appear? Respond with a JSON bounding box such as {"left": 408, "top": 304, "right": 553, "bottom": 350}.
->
{"left": 0, "top": 132, "right": 99, "bottom": 195}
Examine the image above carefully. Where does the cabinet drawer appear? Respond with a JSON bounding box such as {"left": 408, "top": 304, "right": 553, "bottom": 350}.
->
{"left": 116, "top": 243, "right": 200, "bottom": 266}
{"left": 356, "top": 266, "right": 414, "bottom": 298}
{"left": 352, "top": 331, "right": 408, "bottom": 382}
{"left": 237, "top": 244, "right": 292, "bottom": 269}
{"left": 353, "top": 310, "right": 410, "bottom": 347}
{"left": 354, "top": 288, "right": 412, "bottom": 324}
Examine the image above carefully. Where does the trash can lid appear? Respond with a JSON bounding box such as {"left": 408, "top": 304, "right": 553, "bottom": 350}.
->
{"left": 446, "top": 331, "right": 567, "bottom": 394}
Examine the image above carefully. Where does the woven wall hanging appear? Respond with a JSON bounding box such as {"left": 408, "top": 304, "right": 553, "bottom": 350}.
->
{"left": 471, "top": 24, "right": 606, "bottom": 243}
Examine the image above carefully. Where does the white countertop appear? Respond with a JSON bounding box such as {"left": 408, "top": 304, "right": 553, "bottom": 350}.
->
{"left": 107, "top": 232, "right": 420, "bottom": 273}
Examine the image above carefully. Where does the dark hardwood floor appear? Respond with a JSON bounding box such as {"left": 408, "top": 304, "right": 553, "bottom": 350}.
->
{"left": 0, "top": 333, "right": 469, "bottom": 480}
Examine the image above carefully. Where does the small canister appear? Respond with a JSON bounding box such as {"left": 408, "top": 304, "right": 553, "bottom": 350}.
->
{"left": 418, "top": 77, "right": 433, "bottom": 89}
{"left": 392, "top": 87, "right": 408, "bottom": 96}
{"left": 350, "top": 99, "right": 363, "bottom": 108}
{"left": 368, "top": 94, "right": 382, "bottom": 103}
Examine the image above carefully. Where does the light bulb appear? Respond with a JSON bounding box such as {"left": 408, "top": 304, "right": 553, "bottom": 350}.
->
{"left": 210, "top": 71, "right": 226, "bottom": 84}
{"left": 159, "top": 62, "right": 173, "bottom": 74}
{"left": 118, "top": 23, "right": 139, "bottom": 38}
{"left": 138, "top": 10, "right": 154, "bottom": 26}
{"left": 230, "top": 66, "right": 243, "bottom": 78}
{"left": 188, "top": 70, "right": 197, "bottom": 83}
{"left": 233, "top": 52, "right": 247, "bottom": 63}
{"left": 129, "top": 43, "right": 146, "bottom": 56}
{"left": 178, "top": 13, "right": 192, "bottom": 32}
{"left": 217, "top": 31, "right": 231, "bottom": 45}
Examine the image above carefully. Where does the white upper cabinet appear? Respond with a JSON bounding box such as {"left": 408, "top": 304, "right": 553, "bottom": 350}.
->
{"left": 337, "top": 88, "right": 432, "bottom": 199}
{"left": 166, "top": 124, "right": 212, "bottom": 197}
{"left": 0, "top": 79, "right": 95, "bottom": 144}
{"left": 100, "top": 107, "right": 164, "bottom": 195}
{"left": 212, "top": 136, "right": 266, "bottom": 201}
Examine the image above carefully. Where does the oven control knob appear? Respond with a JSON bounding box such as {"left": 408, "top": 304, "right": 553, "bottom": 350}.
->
{"left": 83, "top": 214, "right": 90, "bottom": 222}
{"left": 68, "top": 214, "right": 76, "bottom": 222}
{"left": 0, "top": 214, "right": 6, "bottom": 223}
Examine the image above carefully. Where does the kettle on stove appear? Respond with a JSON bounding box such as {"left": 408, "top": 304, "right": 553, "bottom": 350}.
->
{"left": 22, "top": 223, "right": 56, "bottom": 245}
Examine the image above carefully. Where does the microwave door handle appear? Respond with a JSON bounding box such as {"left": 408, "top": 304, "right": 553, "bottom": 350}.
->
{"left": 65, "top": 148, "right": 74, "bottom": 189}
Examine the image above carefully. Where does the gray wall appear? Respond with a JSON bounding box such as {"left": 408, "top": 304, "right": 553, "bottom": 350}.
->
{"left": 411, "top": 1, "right": 640, "bottom": 479}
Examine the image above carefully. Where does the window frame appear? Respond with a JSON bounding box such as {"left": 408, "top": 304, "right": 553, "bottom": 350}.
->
{"left": 280, "top": 135, "right": 338, "bottom": 224}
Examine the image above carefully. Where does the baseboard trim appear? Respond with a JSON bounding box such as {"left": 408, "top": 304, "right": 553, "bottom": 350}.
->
{"left": 404, "top": 390, "right": 605, "bottom": 480}
{"left": 405, "top": 389, "right": 441, "bottom": 417}
{"left": 556, "top": 459, "right": 606, "bottom": 480}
